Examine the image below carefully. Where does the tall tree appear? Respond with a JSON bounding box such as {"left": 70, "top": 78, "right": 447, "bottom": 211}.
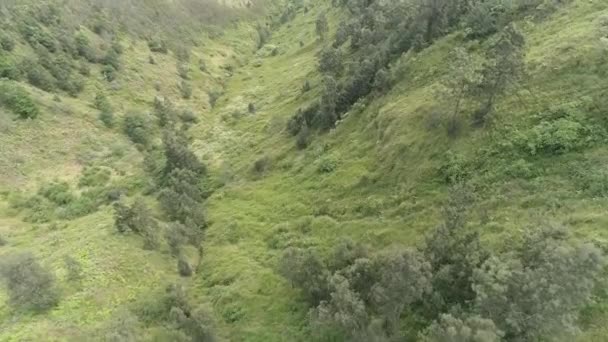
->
{"left": 439, "top": 47, "right": 483, "bottom": 134}
{"left": 475, "top": 23, "right": 526, "bottom": 124}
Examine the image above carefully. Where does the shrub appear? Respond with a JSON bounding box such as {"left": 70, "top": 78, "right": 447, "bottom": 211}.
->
{"left": 100, "top": 310, "right": 141, "bottom": 342}
{"left": 102, "top": 65, "right": 117, "bottom": 82}
{"left": 302, "top": 80, "right": 311, "bottom": 93}
{"left": 99, "top": 110, "right": 114, "bottom": 128}
{"left": 0, "top": 55, "right": 19, "bottom": 80}
{"left": 296, "top": 124, "right": 310, "bottom": 150}
{"left": 113, "top": 198, "right": 157, "bottom": 235}
{"left": 60, "top": 195, "right": 98, "bottom": 219}
{"left": 0, "top": 252, "right": 60, "bottom": 312}
{"left": 94, "top": 93, "right": 112, "bottom": 112}
{"left": 253, "top": 156, "right": 270, "bottom": 174}
{"left": 23, "top": 60, "right": 55, "bottom": 92}
{"left": 248, "top": 102, "right": 256, "bottom": 114}
{"left": 208, "top": 90, "right": 223, "bottom": 108}
{"left": 0, "top": 82, "right": 39, "bottom": 119}
{"left": 79, "top": 167, "right": 111, "bottom": 188}
{"left": 102, "top": 49, "right": 121, "bottom": 70}
{"left": 166, "top": 223, "right": 188, "bottom": 256}
{"left": 143, "top": 224, "right": 162, "bottom": 251}
{"left": 123, "top": 111, "right": 151, "bottom": 146}
{"left": 148, "top": 39, "right": 168, "bottom": 54}
{"left": 179, "top": 81, "right": 192, "bottom": 99}
{"left": 64, "top": 255, "right": 83, "bottom": 282}
{"left": 39, "top": 181, "right": 74, "bottom": 206}
{"left": 179, "top": 110, "right": 198, "bottom": 124}
{"left": 0, "top": 35, "right": 15, "bottom": 51}
{"left": 317, "top": 157, "right": 337, "bottom": 173}
{"left": 0, "top": 235, "right": 7, "bottom": 247}
{"left": 177, "top": 255, "right": 193, "bottom": 277}
{"left": 74, "top": 33, "right": 96, "bottom": 62}
{"left": 420, "top": 314, "right": 503, "bottom": 342}
{"left": 177, "top": 64, "right": 190, "bottom": 79}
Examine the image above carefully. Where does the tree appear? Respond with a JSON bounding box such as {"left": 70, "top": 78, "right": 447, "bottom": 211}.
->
{"left": 334, "top": 21, "right": 349, "bottom": 48}
{"left": 162, "top": 129, "right": 206, "bottom": 178}
{"left": 316, "top": 13, "right": 329, "bottom": 41}
{"left": 472, "top": 226, "right": 606, "bottom": 341}
{"left": 317, "top": 76, "right": 339, "bottom": 130}
{"left": 279, "top": 247, "right": 329, "bottom": 305}
{"left": 439, "top": 47, "right": 483, "bottom": 135}
{"left": 113, "top": 198, "right": 157, "bottom": 236}
{"left": 123, "top": 111, "right": 151, "bottom": 146}
{"left": 421, "top": 184, "right": 488, "bottom": 319}
{"left": 312, "top": 274, "right": 372, "bottom": 341}
{"left": 0, "top": 252, "right": 60, "bottom": 312}
{"left": 318, "top": 47, "right": 343, "bottom": 75}
{"left": 370, "top": 249, "right": 432, "bottom": 333}
{"left": 420, "top": 314, "right": 503, "bottom": 342}
{"left": 474, "top": 23, "right": 526, "bottom": 125}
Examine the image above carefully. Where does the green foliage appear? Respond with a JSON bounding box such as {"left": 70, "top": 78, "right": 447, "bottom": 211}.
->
{"left": 179, "top": 80, "right": 192, "bottom": 99}
{"left": 474, "top": 24, "right": 526, "bottom": 124}
{"left": 472, "top": 226, "right": 605, "bottom": 341}
{"left": 177, "top": 63, "right": 190, "bottom": 80}
{"left": 113, "top": 198, "right": 158, "bottom": 236}
{"left": 513, "top": 102, "right": 602, "bottom": 156}
{"left": 75, "top": 33, "right": 97, "bottom": 62}
{"left": 99, "top": 109, "right": 114, "bottom": 127}
{"left": 177, "top": 255, "right": 193, "bottom": 277}
{"left": 0, "top": 253, "right": 60, "bottom": 312}
{"left": 102, "top": 65, "right": 117, "bottom": 82}
{"left": 439, "top": 48, "right": 483, "bottom": 132}
{"left": 63, "top": 255, "right": 83, "bottom": 282}
{"left": 420, "top": 314, "right": 503, "bottom": 342}
{"left": 123, "top": 111, "right": 152, "bottom": 146}
{"left": 0, "top": 81, "right": 39, "bottom": 119}
{"left": 256, "top": 24, "right": 271, "bottom": 49}
{"left": 148, "top": 39, "right": 168, "bottom": 54}
{"left": 279, "top": 247, "right": 329, "bottom": 305}
{"left": 317, "top": 156, "right": 337, "bottom": 173}
{"left": 39, "top": 181, "right": 74, "bottom": 206}
{"left": 100, "top": 310, "right": 141, "bottom": 342}
{"left": 316, "top": 13, "right": 329, "bottom": 41}
{"left": 0, "top": 35, "right": 15, "bottom": 51}
{"left": 0, "top": 55, "right": 20, "bottom": 80}
{"left": 318, "top": 47, "right": 343, "bottom": 76}
{"left": 253, "top": 155, "right": 270, "bottom": 174}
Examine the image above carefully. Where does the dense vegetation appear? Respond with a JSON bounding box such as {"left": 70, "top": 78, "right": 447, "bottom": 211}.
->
{"left": 1, "top": 0, "right": 608, "bottom": 341}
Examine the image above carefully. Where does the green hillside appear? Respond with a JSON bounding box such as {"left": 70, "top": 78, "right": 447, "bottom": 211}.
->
{"left": 1, "top": 0, "right": 608, "bottom": 341}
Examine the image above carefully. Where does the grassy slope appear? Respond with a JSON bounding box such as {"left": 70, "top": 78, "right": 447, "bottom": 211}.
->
{"left": 1, "top": 0, "right": 608, "bottom": 341}
{"left": 190, "top": 1, "right": 608, "bottom": 340}
{"left": 0, "top": 7, "right": 258, "bottom": 341}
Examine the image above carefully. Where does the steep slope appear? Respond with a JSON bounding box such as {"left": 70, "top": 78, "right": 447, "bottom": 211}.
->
{"left": 0, "top": 1, "right": 264, "bottom": 340}
{"left": 1, "top": 0, "right": 608, "bottom": 341}
{"left": 188, "top": 0, "right": 608, "bottom": 340}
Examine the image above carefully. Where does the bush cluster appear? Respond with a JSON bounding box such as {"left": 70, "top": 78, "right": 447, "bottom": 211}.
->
{"left": 279, "top": 185, "right": 605, "bottom": 341}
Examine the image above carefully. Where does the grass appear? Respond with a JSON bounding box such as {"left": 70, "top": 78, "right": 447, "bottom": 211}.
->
{"left": 1, "top": 0, "right": 608, "bottom": 340}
